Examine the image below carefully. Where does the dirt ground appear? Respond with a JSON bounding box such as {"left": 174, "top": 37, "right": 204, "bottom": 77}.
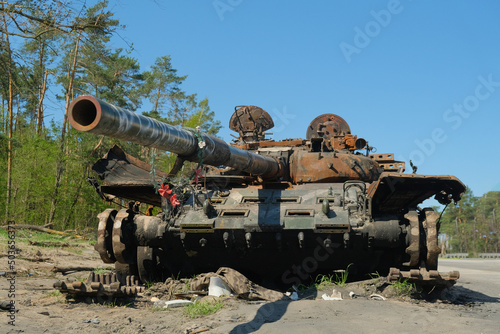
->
{"left": 1, "top": 236, "right": 499, "bottom": 334}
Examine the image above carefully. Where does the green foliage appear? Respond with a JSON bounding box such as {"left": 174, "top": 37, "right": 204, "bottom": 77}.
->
{"left": 45, "top": 290, "right": 62, "bottom": 298}
{"left": 183, "top": 299, "right": 224, "bottom": 318}
{"left": 440, "top": 188, "right": 500, "bottom": 254}
{"left": 0, "top": 0, "right": 222, "bottom": 231}
{"left": 392, "top": 279, "right": 419, "bottom": 297}
{"left": 22, "top": 230, "right": 68, "bottom": 243}
{"left": 93, "top": 267, "right": 112, "bottom": 275}
{"left": 308, "top": 264, "right": 352, "bottom": 291}
{"left": 313, "top": 274, "right": 335, "bottom": 290}
{"left": 333, "top": 264, "right": 352, "bottom": 287}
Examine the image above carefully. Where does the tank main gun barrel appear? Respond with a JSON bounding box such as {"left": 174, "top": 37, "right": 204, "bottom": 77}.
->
{"left": 68, "top": 96, "right": 281, "bottom": 177}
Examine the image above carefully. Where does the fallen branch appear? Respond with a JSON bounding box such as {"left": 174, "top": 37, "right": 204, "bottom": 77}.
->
{"left": 4, "top": 224, "right": 68, "bottom": 236}
{"left": 20, "top": 256, "right": 51, "bottom": 262}
{"left": 52, "top": 266, "right": 96, "bottom": 274}
{"left": 28, "top": 240, "right": 70, "bottom": 247}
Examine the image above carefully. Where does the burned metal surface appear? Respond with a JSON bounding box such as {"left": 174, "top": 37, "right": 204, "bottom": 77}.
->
{"left": 306, "top": 114, "right": 351, "bottom": 140}
{"left": 289, "top": 150, "right": 381, "bottom": 183}
{"left": 95, "top": 209, "right": 117, "bottom": 263}
{"left": 54, "top": 272, "right": 145, "bottom": 298}
{"left": 92, "top": 145, "right": 165, "bottom": 206}
{"left": 68, "top": 96, "right": 466, "bottom": 291}
{"left": 387, "top": 267, "right": 460, "bottom": 287}
{"left": 69, "top": 96, "right": 281, "bottom": 178}
{"left": 367, "top": 172, "right": 465, "bottom": 214}
{"left": 369, "top": 153, "right": 405, "bottom": 172}
{"left": 229, "top": 105, "right": 274, "bottom": 143}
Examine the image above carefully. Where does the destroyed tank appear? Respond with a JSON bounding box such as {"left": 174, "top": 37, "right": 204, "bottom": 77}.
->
{"left": 68, "top": 96, "right": 465, "bottom": 288}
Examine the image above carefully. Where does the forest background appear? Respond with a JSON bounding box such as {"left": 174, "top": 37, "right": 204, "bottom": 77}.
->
{"left": 0, "top": 0, "right": 497, "bottom": 255}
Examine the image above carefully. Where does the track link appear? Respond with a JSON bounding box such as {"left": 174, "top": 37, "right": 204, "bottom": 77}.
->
{"left": 54, "top": 272, "right": 145, "bottom": 298}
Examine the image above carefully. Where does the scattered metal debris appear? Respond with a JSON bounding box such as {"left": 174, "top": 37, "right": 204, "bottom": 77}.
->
{"left": 153, "top": 299, "right": 193, "bottom": 309}
{"left": 321, "top": 289, "right": 343, "bottom": 301}
{"left": 369, "top": 294, "right": 386, "bottom": 301}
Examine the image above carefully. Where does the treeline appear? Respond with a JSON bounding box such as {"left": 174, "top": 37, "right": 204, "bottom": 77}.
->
{"left": 440, "top": 188, "right": 500, "bottom": 254}
{"left": 0, "top": 1, "right": 220, "bottom": 230}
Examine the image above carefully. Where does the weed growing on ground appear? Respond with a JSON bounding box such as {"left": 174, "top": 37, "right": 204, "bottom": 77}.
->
{"left": 392, "top": 279, "right": 418, "bottom": 297}
{"left": 333, "top": 264, "right": 352, "bottom": 287}
{"left": 143, "top": 280, "right": 155, "bottom": 290}
{"left": 93, "top": 267, "right": 112, "bottom": 275}
{"left": 45, "top": 290, "right": 62, "bottom": 298}
{"left": 45, "top": 289, "right": 66, "bottom": 303}
{"left": 183, "top": 299, "right": 224, "bottom": 318}
{"left": 314, "top": 274, "right": 335, "bottom": 290}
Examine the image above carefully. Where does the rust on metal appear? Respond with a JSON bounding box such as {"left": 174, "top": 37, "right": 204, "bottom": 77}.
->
{"left": 112, "top": 209, "right": 132, "bottom": 265}
{"left": 95, "top": 209, "right": 117, "bottom": 264}
{"left": 388, "top": 267, "right": 460, "bottom": 287}
{"left": 423, "top": 208, "right": 441, "bottom": 269}
{"left": 66, "top": 96, "right": 467, "bottom": 294}
{"left": 404, "top": 210, "right": 420, "bottom": 267}
{"left": 54, "top": 272, "right": 145, "bottom": 298}
{"left": 369, "top": 153, "right": 405, "bottom": 172}
{"left": 229, "top": 105, "right": 274, "bottom": 143}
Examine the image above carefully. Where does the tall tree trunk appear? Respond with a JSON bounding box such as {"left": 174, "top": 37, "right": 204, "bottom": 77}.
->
{"left": 154, "top": 85, "right": 161, "bottom": 113}
{"left": 48, "top": 30, "right": 82, "bottom": 224}
{"left": 37, "top": 69, "right": 48, "bottom": 135}
{"left": 37, "top": 41, "right": 48, "bottom": 135}
{"left": 2, "top": 5, "right": 14, "bottom": 222}
{"left": 2, "top": 99, "right": 6, "bottom": 133}
{"left": 15, "top": 95, "right": 20, "bottom": 134}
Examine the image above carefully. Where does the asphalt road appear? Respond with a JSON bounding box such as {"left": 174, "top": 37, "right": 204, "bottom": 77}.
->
{"left": 214, "top": 259, "right": 500, "bottom": 334}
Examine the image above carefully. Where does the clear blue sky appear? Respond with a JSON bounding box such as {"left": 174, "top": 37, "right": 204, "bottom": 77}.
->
{"left": 92, "top": 0, "right": 500, "bottom": 198}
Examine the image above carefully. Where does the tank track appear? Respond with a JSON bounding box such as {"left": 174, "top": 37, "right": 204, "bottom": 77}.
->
{"left": 388, "top": 267, "right": 460, "bottom": 287}
{"left": 53, "top": 265, "right": 459, "bottom": 300}
{"left": 54, "top": 272, "right": 145, "bottom": 298}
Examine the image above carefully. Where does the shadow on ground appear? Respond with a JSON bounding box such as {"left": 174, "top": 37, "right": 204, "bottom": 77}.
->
{"left": 229, "top": 300, "right": 291, "bottom": 334}
{"left": 433, "top": 285, "right": 500, "bottom": 305}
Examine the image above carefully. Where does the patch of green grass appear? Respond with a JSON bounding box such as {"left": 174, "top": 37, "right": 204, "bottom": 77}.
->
{"left": 143, "top": 280, "right": 155, "bottom": 290}
{"left": 314, "top": 274, "right": 335, "bottom": 290}
{"left": 67, "top": 247, "right": 84, "bottom": 255}
{"left": 183, "top": 299, "right": 224, "bottom": 318}
{"left": 46, "top": 290, "right": 62, "bottom": 297}
{"left": 332, "top": 264, "right": 352, "bottom": 287}
{"left": 0, "top": 228, "right": 8, "bottom": 239}
{"left": 93, "top": 267, "right": 112, "bottom": 275}
{"left": 299, "top": 264, "right": 353, "bottom": 291}
{"left": 23, "top": 231, "right": 69, "bottom": 243}
{"left": 152, "top": 305, "right": 168, "bottom": 312}
{"left": 45, "top": 289, "right": 66, "bottom": 303}
{"left": 367, "top": 271, "right": 382, "bottom": 284}
{"left": 102, "top": 299, "right": 133, "bottom": 308}
{"left": 392, "top": 279, "right": 418, "bottom": 297}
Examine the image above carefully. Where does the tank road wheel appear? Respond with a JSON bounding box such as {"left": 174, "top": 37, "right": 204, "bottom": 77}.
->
{"left": 95, "top": 209, "right": 117, "bottom": 263}
{"left": 112, "top": 209, "right": 136, "bottom": 264}
{"left": 404, "top": 208, "right": 441, "bottom": 270}
{"left": 404, "top": 210, "right": 420, "bottom": 267}
{"left": 137, "top": 246, "right": 164, "bottom": 283}
{"left": 111, "top": 209, "right": 138, "bottom": 285}
{"left": 421, "top": 208, "right": 440, "bottom": 270}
